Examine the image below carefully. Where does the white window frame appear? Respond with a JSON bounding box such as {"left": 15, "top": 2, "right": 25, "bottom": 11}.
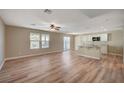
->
{"left": 30, "top": 32, "right": 40, "bottom": 49}
{"left": 41, "top": 34, "right": 50, "bottom": 48}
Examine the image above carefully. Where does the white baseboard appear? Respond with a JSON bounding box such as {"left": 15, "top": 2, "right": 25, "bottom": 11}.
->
{"left": 0, "top": 60, "right": 5, "bottom": 70}
{"left": 5, "top": 50, "right": 63, "bottom": 61}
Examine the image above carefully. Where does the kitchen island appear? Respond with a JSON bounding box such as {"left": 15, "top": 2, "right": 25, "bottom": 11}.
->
{"left": 77, "top": 46, "right": 101, "bottom": 59}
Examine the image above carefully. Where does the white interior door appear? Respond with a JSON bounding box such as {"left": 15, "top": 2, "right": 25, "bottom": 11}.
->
{"left": 64, "top": 36, "right": 70, "bottom": 51}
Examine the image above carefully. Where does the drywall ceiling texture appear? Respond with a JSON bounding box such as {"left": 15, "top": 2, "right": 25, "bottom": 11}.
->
{"left": 0, "top": 9, "right": 124, "bottom": 34}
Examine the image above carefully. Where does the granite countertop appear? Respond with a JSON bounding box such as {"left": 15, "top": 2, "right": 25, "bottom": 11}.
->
{"left": 79, "top": 45, "right": 100, "bottom": 49}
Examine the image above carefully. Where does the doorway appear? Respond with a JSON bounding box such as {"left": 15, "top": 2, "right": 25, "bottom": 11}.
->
{"left": 63, "top": 36, "right": 70, "bottom": 51}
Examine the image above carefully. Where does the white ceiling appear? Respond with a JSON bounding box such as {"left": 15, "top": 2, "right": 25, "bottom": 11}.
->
{"left": 0, "top": 9, "right": 124, "bottom": 34}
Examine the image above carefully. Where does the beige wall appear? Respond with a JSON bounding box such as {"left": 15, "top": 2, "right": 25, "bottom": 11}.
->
{"left": 108, "top": 30, "right": 123, "bottom": 55}
{"left": 5, "top": 26, "right": 74, "bottom": 58}
{"left": 123, "top": 31, "right": 124, "bottom": 63}
{"left": 0, "top": 17, "right": 5, "bottom": 68}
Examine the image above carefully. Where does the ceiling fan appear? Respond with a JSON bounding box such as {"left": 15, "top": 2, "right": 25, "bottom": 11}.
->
{"left": 50, "top": 24, "right": 61, "bottom": 31}
{"left": 44, "top": 9, "right": 52, "bottom": 14}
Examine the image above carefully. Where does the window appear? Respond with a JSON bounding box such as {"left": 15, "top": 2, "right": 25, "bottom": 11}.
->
{"left": 41, "top": 34, "right": 50, "bottom": 48}
{"left": 30, "top": 33, "right": 40, "bottom": 49}
{"left": 30, "top": 33, "right": 50, "bottom": 49}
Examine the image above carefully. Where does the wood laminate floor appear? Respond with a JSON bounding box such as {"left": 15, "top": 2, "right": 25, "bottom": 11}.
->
{"left": 0, "top": 51, "right": 123, "bottom": 83}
